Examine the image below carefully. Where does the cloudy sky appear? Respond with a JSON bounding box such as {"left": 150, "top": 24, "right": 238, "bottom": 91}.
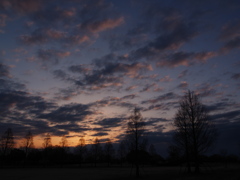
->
{"left": 0, "top": 0, "right": 240, "bottom": 156}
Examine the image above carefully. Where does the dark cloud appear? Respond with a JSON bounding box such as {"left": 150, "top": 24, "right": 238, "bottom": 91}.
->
{"left": 68, "top": 64, "right": 91, "bottom": 74}
{"left": 129, "top": 20, "right": 198, "bottom": 62}
{"left": 92, "top": 96, "right": 136, "bottom": 110}
{"left": 210, "top": 110, "right": 240, "bottom": 122}
{"left": 177, "top": 81, "right": 188, "bottom": 89}
{"left": 0, "top": 89, "right": 54, "bottom": 117}
{"left": 91, "top": 132, "right": 109, "bottom": 137}
{"left": 0, "top": 0, "right": 42, "bottom": 14}
{"left": 0, "top": 78, "right": 26, "bottom": 91}
{"left": 145, "top": 101, "right": 179, "bottom": 111}
{"left": 37, "top": 48, "right": 70, "bottom": 64}
{"left": 145, "top": 117, "right": 169, "bottom": 126}
{"left": 141, "top": 92, "right": 179, "bottom": 104}
{"left": 54, "top": 124, "right": 90, "bottom": 134}
{"left": 19, "top": 28, "right": 67, "bottom": 45}
{"left": 96, "top": 118, "right": 124, "bottom": 129}
{"left": 219, "top": 21, "right": 240, "bottom": 41}
{"left": 0, "top": 63, "right": 10, "bottom": 77}
{"left": 54, "top": 61, "right": 152, "bottom": 93}
{"left": 140, "top": 83, "right": 157, "bottom": 93}
{"left": 39, "top": 103, "right": 93, "bottom": 123}
{"left": 206, "top": 101, "right": 238, "bottom": 113}
{"left": 222, "top": 38, "right": 240, "bottom": 52}
{"left": 125, "top": 85, "right": 138, "bottom": 91}
{"left": 157, "top": 51, "right": 216, "bottom": 68}
{"left": 53, "top": 69, "right": 69, "bottom": 81}
{"left": 121, "top": 94, "right": 138, "bottom": 100}
{"left": 108, "top": 29, "right": 147, "bottom": 51}
{"left": 194, "top": 83, "right": 219, "bottom": 98}
{"left": 231, "top": 73, "right": 240, "bottom": 80}
{"left": 219, "top": 21, "right": 240, "bottom": 52}
{"left": 16, "top": 0, "right": 123, "bottom": 46}
{"left": 178, "top": 69, "right": 188, "bottom": 78}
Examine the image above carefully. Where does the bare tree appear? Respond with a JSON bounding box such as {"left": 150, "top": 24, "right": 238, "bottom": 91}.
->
{"left": 59, "top": 135, "right": 68, "bottom": 151}
{"left": 22, "top": 130, "right": 34, "bottom": 157}
{"left": 104, "top": 138, "right": 114, "bottom": 166}
{"left": 126, "top": 108, "right": 146, "bottom": 178}
{"left": 1, "top": 128, "right": 14, "bottom": 156}
{"left": 76, "top": 136, "right": 87, "bottom": 167}
{"left": 43, "top": 133, "right": 52, "bottom": 149}
{"left": 91, "top": 137, "right": 102, "bottom": 167}
{"left": 173, "top": 90, "right": 217, "bottom": 173}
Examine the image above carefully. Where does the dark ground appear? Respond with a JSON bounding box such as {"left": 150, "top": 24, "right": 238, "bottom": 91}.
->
{"left": 0, "top": 164, "right": 240, "bottom": 180}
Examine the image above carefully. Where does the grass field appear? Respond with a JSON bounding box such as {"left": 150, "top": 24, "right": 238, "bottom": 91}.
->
{"left": 0, "top": 164, "right": 240, "bottom": 180}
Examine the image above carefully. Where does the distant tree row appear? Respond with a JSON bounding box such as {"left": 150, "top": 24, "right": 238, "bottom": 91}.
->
{"left": 0, "top": 127, "right": 162, "bottom": 167}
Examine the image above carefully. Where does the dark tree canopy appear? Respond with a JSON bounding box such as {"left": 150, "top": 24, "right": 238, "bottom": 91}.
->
{"left": 173, "top": 90, "right": 217, "bottom": 173}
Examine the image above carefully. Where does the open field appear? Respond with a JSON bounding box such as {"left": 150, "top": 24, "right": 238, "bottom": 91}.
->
{"left": 0, "top": 164, "right": 240, "bottom": 180}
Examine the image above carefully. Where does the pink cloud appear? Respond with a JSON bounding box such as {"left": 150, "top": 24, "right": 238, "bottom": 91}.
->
{"left": 61, "top": 8, "right": 76, "bottom": 18}
{"left": 56, "top": 51, "right": 71, "bottom": 58}
{"left": 126, "top": 85, "right": 138, "bottom": 91}
{"left": 178, "top": 81, "right": 188, "bottom": 89}
{"left": 124, "top": 63, "right": 153, "bottom": 78}
{"left": 159, "top": 75, "right": 173, "bottom": 82}
{"left": 195, "top": 51, "right": 217, "bottom": 62}
{"left": 85, "top": 17, "right": 124, "bottom": 33}
{"left": 64, "top": 35, "right": 90, "bottom": 45}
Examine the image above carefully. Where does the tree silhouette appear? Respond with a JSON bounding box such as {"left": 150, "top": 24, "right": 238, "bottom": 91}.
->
{"left": 91, "top": 138, "right": 102, "bottom": 167}
{"left": 59, "top": 135, "right": 68, "bottom": 153}
{"left": 76, "top": 136, "right": 87, "bottom": 167}
{"left": 42, "top": 133, "right": 52, "bottom": 164}
{"left": 173, "top": 90, "right": 217, "bottom": 173}
{"left": 1, "top": 128, "right": 14, "bottom": 156}
{"left": 126, "top": 108, "right": 146, "bottom": 178}
{"left": 43, "top": 133, "right": 52, "bottom": 149}
{"left": 104, "top": 138, "right": 114, "bottom": 166}
{"left": 22, "top": 130, "right": 34, "bottom": 157}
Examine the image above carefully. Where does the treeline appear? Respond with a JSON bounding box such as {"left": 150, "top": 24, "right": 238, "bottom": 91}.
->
{"left": 0, "top": 127, "right": 239, "bottom": 168}
{"left": 1, "top": 90, "right": 239, "bottom": 172}
{"left": 0, "top": 128, "right": 163, "bottom": 167}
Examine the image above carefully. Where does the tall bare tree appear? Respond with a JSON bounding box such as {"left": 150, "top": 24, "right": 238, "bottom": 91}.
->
{"left": 43, "top": 133, "right": 52, "bottom": 149}
{"left": 126, "top": 108, "right": 146, "bottom": 178}
{"left": 22, "top": 130, "right": 34, "bottom": 157}
{"left": 1, "top": 128, "right": 14, "bottom": 156}
{"left": 76, "top": 136, "right": 87, "bottom": 167}
{"left": 173, "top": 90, "right": 217, "bottom": 173}
{"left": 59, "top": 135, "right": 68, "bottom": 149}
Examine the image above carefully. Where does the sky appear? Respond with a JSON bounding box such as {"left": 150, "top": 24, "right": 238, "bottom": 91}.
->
{"left": 0, "top": 0, "right": 240, "bottom": 157}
